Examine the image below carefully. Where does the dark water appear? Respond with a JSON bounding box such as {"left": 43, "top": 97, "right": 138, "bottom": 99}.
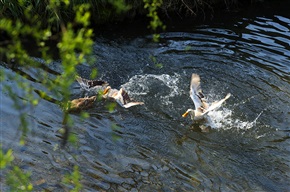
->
{"left": 1, "top": 6, "right": 290, "bottom": 192}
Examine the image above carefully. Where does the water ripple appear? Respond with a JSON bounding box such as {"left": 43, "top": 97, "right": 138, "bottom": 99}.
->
{"left": 2, "top": 12, "right": 290, "bottom": 191}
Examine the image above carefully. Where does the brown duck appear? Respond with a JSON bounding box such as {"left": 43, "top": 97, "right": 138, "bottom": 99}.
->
{"left": 67, "top": 96, "right": 96, "bottom": 112}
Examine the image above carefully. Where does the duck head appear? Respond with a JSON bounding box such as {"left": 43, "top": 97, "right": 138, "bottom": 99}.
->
{"left": 182, "top": 109, "right": 195, "bottom": 120}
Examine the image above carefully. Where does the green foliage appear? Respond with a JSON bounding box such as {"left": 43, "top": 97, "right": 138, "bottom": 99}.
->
{"left": 0, "top": 0, "right": 133, "bottom": 29}
{"left": 0, "top": 0, "right": 171, "bottom": 191}
{"left": 6, "top": 166, "right": 34, "bottom": 191}
{"left": 0, "top": 0, "right": 95, "bottom": 190}
{"left": 0, "top": 0, "right": 137, "bottom": 189}
{"left": 150, "top": 55, "right": 163, "bottom": 68}
{"left": 68, "top": 133, "right": 79, "bottom": 146}
{"left": 106, "top": 102, "right": 117, "bottom": 113}
{"left": 0, "top": 0, "right": 242, "bottom": 31}
{"left": 57, "top": 2, "right": 94, "bottom": 111}
{"left": 144, "top": 0, "right": 166, "bottom": 42}
{"left": 80, "top": 111, "right": 90, "bottom": 119}
{"left": 109, "top": 0, "right": 131, "bottom": 13}
{"left": 0, "top": 0, "right": 94, "bottom": 146}
{"left": 74, "top": 3, "right": 91, "bottom": 27}
{"left": 0, "top": 69, "right": 4, "bottom": 81}
{"left": 0, "top": 148, "right": 14, "bottom": 169}
{"left": 62, "top": 165, "right": 83, "bottom": 192}
{"left": 1, "top": 148, "right": 33, "bottom": 191}
{"left": 90, "top": 67, "right": 98, "bottom": 79}
{"left": 111, "top": 123, "right": 123, "bottom": 141}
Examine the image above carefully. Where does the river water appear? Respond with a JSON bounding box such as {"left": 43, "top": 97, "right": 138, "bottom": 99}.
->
{"left": 1, "top": 3, "right": 290, "bottom": 192}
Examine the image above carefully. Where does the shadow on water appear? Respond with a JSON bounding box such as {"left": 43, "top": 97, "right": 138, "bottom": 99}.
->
{"left": 1, "top": 4, "right": 290, "bottom": 192}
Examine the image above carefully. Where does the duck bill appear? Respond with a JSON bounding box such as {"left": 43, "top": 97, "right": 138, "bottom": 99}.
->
{"left": 103, "top": 87, "right": 109, "bottom": 95}
{"left": 182, "top": 111, "right": 189, "bottom": 118}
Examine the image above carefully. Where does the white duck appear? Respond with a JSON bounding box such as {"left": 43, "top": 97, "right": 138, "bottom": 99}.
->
{"left": 182, "top": 73, "right": 231, "bottom": 121}
{"left": 103, "top": 86, "right": 144, "bottom": 108}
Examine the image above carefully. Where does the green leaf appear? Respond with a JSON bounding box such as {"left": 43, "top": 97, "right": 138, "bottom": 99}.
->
{"left": 0, "top": 149, "right": 15, "bottom": 169}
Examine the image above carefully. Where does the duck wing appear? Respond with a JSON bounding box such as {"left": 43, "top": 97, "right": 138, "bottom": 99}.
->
{"left": 204, "top": 93, "right": 231, "bottom": 114}
{"left": 119, "top": 88, "right": 144, "bottom": 108}
{"left": 120, "top": 88, "right": 131, "bottom": 104}
{"left": 123, "top": 102, "right": 144, "bottom": 108}
{"left": 190, "top": 74, "right": 209, "bottom": 111}
{"left": 76, "top": 76, "right": 108, "bottom": 90}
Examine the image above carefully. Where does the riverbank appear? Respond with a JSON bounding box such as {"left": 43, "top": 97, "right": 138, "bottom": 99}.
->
{"left": 1, "top": 0, "right": 288, "bottom": 63}
{"left": 0, "top": 0, "right": 277, "bottom": 31}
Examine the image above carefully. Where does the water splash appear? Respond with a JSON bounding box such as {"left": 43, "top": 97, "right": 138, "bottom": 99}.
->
{"left": 122, "top": 73, "right": 265, "bottom": 129}
{"left": 122, "top": 73, "right": 182, "bottom": 106}
{"left": 207, "top": 107, "right": 264, "bottom": 130}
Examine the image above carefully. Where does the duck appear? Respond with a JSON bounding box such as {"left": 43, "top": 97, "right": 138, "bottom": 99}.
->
{"left": 182, "top": 73, "right": 231, "bottom": 121}
{"left": 103, "top": 86, "right": 144, "bottom": 108}
{"left": 66, "top": 96, "right": 96, "bottom": 112}
{"left": 76, "top": 76, "right": 109, "bottom": 95}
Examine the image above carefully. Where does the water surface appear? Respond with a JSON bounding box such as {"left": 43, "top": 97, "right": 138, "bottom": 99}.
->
{"left": 1, "top": 7, "right": 290, "bottom": 192}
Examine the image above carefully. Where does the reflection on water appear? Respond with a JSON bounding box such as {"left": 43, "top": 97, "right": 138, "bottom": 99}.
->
{"left": 1, "top": 8, "right": 290, "bottom": 192}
